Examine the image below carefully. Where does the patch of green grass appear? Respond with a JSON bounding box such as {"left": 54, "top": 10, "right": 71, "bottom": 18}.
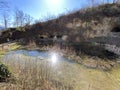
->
{"left": 0, "top": 42, "right": 21, "bottom": 58}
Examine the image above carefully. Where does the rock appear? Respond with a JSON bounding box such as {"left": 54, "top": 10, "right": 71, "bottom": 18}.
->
{"left": 75, "top": 56, "right": 82, "bottom": 64}
{"left": 62, "top": 35, "right": 68, "bottom": 41}
{"left": 82, "top": 59, "right": 97, "bottom": 68}
{"left": 116, "top": 59, "right": 120, "bottom": 63}
{"left": 98, "top": 63, "right": 112, "bottom": 71}
{"left": 2, "top": 44, "right": 9, "bottom": 50}
{"left": 108, "top": 61, "right": 116, "bottom": 67}
{"left": 104, "top": 64, "right": 112, "bottom": 70}
{"left": 98, "top": 65, "right": 107, "bottom": 71}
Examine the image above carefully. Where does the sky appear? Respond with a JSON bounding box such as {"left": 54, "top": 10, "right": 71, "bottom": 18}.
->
{"left": 0, "top": 0, "right": 114, "bottom": 28}
{"left": 0, "top": 0, "right": 113, "bottom": 25}
{"left": 7, "top": 0, "right": 98, "bottom": 20}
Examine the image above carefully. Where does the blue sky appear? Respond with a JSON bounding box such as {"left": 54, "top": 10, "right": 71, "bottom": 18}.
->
{"left": 0, "top": 0, "right": 114, "bottom": 27}
{"left": 2, "top": 0, "right": 113, "bottom": 20}
{"left": 7, "top": 0, "right": 97, "bottom": 19}
{"left": 6, "top": 0, "right": 113, "bottom": 20}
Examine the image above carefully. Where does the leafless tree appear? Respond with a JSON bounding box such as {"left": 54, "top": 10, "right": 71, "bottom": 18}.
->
{"left": 2, "top": 12, "right": 10, "bottom": 29}
{"left": 14, "top": 8, "right": 25, "bottom": 27}
{"left": 24, "top": 14, "right": 33, "bottom": 25}
{"left": 0, "top": 0, "right": 10, "bottom": 28}
{"left": 90, "top": 0, "right": 95, "bottom": 7}
{"left": 14, "top": 8, "right": 34, "bottom": 27}
{"left": 116, "top": 0, "right": 120, "bottom": 4}
{"left": 112, "top": 0, "right": 120, "bottom": 4}
{"left": 14, "top": 9, "right": 19, "bottom": 27}
{"left": 19, "top": 10, "right": 24, "bottom": 27}
{"left": 113, "top": 0, "right": 117, "bottom": 3}
{"left": 100, "top": 0, "right": 104, "bottom": 4}
{"left": 90, "top": 0, "right": 101, "bottom": 7}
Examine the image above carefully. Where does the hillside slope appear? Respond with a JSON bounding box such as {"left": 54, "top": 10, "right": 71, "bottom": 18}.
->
{"left": 1, "top": 4, "right": 120, "bottom": 42}
{"left": 0, "top": 3, "right": 120, "bottom": 58}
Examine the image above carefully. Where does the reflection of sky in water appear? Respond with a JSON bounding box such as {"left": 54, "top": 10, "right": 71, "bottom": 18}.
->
{"left": 6, "top": 50, "right": 74, "bottom": 63}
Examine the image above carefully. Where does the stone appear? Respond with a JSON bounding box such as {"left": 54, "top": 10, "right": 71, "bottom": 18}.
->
{"left": 62, "top": 35, "right": 68, "bottom": 41}
{"left": 108, "top": 61, "right": 116, "bottom": 67}
{"left": 98, "top": 63, "right": 112, "bottom": 71}
{"left": 82, "top": 59, "right": 97, "bottom": 68}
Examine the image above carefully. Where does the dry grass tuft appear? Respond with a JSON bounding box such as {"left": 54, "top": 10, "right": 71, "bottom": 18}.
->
{"left": 0, "top": 55, "right": 73, "bottom": 90}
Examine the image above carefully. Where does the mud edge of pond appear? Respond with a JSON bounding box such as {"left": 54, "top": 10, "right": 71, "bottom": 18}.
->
{"left": 65, "top": 54, "right": 120, "bottom": 71}
{"left": 21, "top": 45, "right": 120, "bottom": 71}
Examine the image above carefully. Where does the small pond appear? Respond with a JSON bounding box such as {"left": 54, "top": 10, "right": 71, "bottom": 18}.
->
{"left": 6, "top": 50, "right": 75, "bottom": 63}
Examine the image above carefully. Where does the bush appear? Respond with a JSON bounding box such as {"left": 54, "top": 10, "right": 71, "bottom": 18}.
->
{"left": 0, "top": 63, "right": 11, "bottom": 82}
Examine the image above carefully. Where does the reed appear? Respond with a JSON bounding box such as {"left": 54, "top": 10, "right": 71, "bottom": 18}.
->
{"left": 0, "top": 55, "right": 73, "bottom": 90}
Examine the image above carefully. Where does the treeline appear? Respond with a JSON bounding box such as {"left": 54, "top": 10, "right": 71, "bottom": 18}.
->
{"left": 90, "top": 0, "right": 120, "bottom": 5}
{"left": 0, "top": 0, "right": 33, "bottom": 29}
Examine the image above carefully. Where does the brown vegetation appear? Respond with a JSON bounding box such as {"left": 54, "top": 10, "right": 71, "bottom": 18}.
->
{"left": 0, "top": 4, "right": 120, "bottom": 43}
{"left": 0, "top": 3, "right": 120, "bottom": 59}
{"left": 0, "top": 56, "right": 73, "bottom": 90}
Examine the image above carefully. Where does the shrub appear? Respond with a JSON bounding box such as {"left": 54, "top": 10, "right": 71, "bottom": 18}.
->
{"left": 0, "top": 63, "right": 11, "bottom": 82}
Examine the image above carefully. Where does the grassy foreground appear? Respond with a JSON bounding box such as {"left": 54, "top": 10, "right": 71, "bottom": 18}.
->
{"left": 0, "top": 42, "right": 120, "bottom": 90}
{"left": 0, "top": 55, "right": 73, "bottom": 90}
{"left": 0, "top": 53, "right": 120, "bottom": 90}
{"left": 0, "top": 42, "right": 21, "bottom": 58}
{"left": 0, "top": 43, "right": 73, "bottom": 90}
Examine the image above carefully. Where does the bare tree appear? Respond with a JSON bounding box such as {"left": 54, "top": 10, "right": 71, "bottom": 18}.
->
{"left": 19, "top": 10, "right": 24, "bottom": 27}
{"left": 116, "top": 0, "right": 120, "bottom": 4}
{"left": 101, "top": 0, "right": 104, "bottom": 4}
{"left": 14, "top": 9, "right": 19, "bottom": 27}
{"left": 90, "top": 0, "right": 95, "bottom": 7}
{"left": 14, "top": 8, "right": 34, "bottom": 28}
{"left": 24, "top": 14, "right": 33, "bottom": 25}
{"left": 90, "top": 0, "right": 101, "bottom": 7}
{"left": 112, "top": 0, "right": 120, "bottom": 4}
{"left": 113, "top": 0, "right": 117, "bottom": 3}
{"left": 0, "top": 0, "right": 10, "bottom": 29}
{"left": 14, "top": 8, "right": 25, "bottom": 27}
{"left": 2, "top": 12, "right": 10, "bottom": 29}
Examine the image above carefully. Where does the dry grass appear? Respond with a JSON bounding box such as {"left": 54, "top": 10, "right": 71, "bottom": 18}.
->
{"left": 0, "top": 45, "right": 120, "bottom": 90}
{"left": 0, "top": 54, "right": 73, "bottom": 90}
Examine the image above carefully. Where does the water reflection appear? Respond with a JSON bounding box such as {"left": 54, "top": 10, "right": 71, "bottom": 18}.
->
{"left": 51, "top": 53, "right": 58, "bottom": 64}
{"left": 6, "top": 50, "right": 74, "bottom": 63}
